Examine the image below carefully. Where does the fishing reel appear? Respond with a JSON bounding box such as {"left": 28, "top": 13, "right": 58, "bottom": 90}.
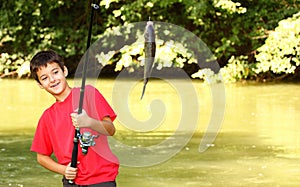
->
{"left": 78, "top": 131, "right": 98, "bottom": 155}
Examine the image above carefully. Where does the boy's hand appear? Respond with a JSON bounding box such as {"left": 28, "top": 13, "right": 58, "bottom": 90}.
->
{"left": 71, "top": 109, "right": 115, "bottom": 136}
{"left": 70, "top": 109, "right": 90, "bottom": 128}
{"left": 64, "top": 163, "right": 78, "bottom": 180}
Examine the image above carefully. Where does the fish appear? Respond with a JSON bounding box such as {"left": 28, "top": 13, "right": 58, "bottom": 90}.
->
{"left": 141, "top": 20, "right": 156, "bottom": 99}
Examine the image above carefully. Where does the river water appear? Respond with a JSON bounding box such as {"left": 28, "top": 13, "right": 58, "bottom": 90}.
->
{"left": 0, "top": 79, "right": 300, "bottom": 186}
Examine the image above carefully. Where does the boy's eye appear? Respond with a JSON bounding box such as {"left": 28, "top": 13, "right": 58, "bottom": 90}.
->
{"left": 41, "top": 77, "right": 47, "bottom": 81}
{"left": 53, "top": 70, "right": 59, "bottom": 74}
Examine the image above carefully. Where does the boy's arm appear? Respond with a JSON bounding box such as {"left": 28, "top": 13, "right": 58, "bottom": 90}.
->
{"left": 87, "top": 116, "right": 115, "bottom": 136}
{"left": 71, "top": 111, "right": 115, "bottom": 136}
{"left": 37, "top": 153, "right": 77, "bottom": 180}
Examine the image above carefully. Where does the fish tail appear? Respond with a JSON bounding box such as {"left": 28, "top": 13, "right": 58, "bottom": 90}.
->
{"left": 140, "top": 78, "right": 148, "bottom": 100}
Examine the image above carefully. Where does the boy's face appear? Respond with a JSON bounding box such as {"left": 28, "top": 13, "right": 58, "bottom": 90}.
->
{"left": 36, "top": 62, "right": 69, "bottom": 97}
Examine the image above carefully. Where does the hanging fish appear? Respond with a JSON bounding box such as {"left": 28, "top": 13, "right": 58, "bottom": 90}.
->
{"left": 141, "top": 20, "right": 156, "bottom": 99}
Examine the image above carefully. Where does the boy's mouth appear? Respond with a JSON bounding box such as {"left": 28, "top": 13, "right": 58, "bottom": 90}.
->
{"left": 50, "top": 82, "right": 60, "bottom": 88}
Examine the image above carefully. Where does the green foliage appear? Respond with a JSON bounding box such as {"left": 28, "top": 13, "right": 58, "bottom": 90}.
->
{"left": 254, "top": 12, "right": 300, "bottom": 76}
{"left": 192, "top": 55, "right": 255, "bottom": 83}
{"left": 116, "top": 39, "right": 195, "bottom": 72}
{"left": 192, "top": 68, "right": 223, "bottom": 84}
{"left": 220, "top": 55, "right": 253, "bottom": 82}
{"left": 0, "top": 0, "right": 299, "bottom": 81}
{"left": 94, "top": 22, "right": 197, "bottom": 73}
{"left": 99, "top": 0, "right": 299, "bottom": 67}
{"left": 0, "top": 53, "right": 31, "bottom": 78}
{"left": 0, "top": 0, "right": 95, "bottom": 77}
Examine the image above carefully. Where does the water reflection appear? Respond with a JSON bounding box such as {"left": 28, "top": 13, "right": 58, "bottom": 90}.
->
{"left": 0, "top": 79, "right": 300, "bottom": 186}
{"left": 224, "top": 83, "right": 300, "bottom": 146}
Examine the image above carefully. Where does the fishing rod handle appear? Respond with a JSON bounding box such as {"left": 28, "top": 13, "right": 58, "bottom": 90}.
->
{"left": 68, "top": 128, "right": 80, "bottom": 184}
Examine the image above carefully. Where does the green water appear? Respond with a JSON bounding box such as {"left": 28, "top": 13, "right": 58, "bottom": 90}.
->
{"left": 1, "top": 79, "right": 300, "bottom": 187}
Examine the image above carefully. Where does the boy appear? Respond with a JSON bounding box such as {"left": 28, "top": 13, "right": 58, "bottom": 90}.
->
{"left": 30, "top": 50, "right": 119, "bottom": 187}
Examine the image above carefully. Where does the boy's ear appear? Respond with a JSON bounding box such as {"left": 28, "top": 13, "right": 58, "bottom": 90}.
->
{"left": 63, "top": 66, "right": 68, "bottom": 77}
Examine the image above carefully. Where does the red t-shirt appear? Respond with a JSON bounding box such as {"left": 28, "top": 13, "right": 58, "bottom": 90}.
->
{"left": 30, "top": 85, "right": 119, "bottom": 185}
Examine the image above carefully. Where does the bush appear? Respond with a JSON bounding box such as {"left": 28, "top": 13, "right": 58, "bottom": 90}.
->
{"left": 254, "top": 12, "right": 300, "bottom": 77}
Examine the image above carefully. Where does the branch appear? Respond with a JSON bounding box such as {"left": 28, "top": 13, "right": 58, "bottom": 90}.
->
{"left": 0, "top": 71, "right": 18, "bottom": 78}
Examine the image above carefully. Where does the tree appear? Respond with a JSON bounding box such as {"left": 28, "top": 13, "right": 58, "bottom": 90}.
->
{"left": 0, "top": 0, "right": 299, "bottom": 81}
{"left": 254, "top": 12, "right": 300, "bottom": 80}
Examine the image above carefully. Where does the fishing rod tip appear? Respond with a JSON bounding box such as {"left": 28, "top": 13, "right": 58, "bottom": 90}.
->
{"left": 91, "top": 3, "right": 100, "bottom": 9}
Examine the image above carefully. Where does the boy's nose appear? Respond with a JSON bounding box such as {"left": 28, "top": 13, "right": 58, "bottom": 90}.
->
{"left": 49, "top": 75, "right": 55, "bottom": 82}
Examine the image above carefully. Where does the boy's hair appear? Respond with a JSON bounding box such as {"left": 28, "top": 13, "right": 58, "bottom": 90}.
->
{"left": 30, "top": 50, "right": 65, "bottom": 83}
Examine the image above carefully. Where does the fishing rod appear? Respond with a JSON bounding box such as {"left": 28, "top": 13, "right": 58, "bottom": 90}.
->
{"left": 69, "top": 1, "right": 99, "bottom": 184}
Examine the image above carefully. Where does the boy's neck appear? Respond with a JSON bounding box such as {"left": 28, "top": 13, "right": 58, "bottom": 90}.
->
{"left": 55, "top": 85, "right": 72, "bottom": 102}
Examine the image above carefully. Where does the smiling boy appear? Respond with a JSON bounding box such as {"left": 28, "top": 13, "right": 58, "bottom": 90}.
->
{"left": 30, "top": 50, "right": 119, "bottom": 187}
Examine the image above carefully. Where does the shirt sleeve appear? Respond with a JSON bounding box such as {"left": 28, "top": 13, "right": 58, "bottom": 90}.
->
{"left": 85, "top": 85, "right": 117, "bottom": 122}
{"left": 30, "top": 111, "right": 53, "bottom": 155}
